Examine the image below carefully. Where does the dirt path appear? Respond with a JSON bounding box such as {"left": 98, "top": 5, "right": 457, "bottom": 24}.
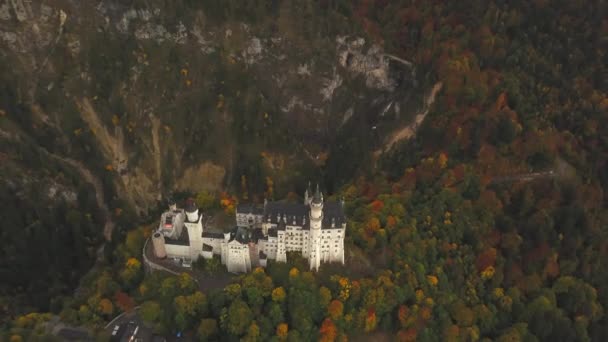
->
{"left": 375, "top": 81, "right": 443, "bottom": 155}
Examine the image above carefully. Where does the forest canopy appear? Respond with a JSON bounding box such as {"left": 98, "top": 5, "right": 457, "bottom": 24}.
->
{"left": 1, "top": 0, "right": 607, "bottom": 341}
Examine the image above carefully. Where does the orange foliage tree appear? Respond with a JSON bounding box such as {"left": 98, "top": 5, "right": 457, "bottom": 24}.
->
{"left": 327, "top": 300, "right": 344, "bottom": 321}
{"left": 319, "top": 318, "right": 337, "bottom": 342}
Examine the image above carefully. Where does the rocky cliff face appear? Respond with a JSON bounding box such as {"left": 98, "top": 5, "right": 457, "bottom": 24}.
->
{"left": 0, "top": 0, "right": 421, "bottom": 216}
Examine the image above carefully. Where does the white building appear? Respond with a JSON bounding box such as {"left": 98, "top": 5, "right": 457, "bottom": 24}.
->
{"left": 152, "top": 185, "right": 346, "bottom": 273}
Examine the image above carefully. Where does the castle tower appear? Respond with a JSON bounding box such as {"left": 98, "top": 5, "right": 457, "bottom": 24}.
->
{"left": 152, "top": 232, "right": 167, "bottom": 258}
{"left": 184, "top": 199, "right": 203, "bottom": 261}
{"left": 308, "top": 184, "right": 323, "bottom": 271}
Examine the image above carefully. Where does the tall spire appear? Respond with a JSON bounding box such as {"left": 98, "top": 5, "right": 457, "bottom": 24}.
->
{"left": 313, "top": 183, "right": 322, "bottom": 204}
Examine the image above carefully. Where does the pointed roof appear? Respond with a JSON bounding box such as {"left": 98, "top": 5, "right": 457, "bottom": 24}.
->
{"left": 312, "top": 184, "right": 322, "bottom": 204}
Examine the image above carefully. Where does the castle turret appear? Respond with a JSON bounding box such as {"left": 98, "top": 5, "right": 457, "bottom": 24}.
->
{"left": 185, "top": 198, "right": 199, "bottom": 222}
{"left": 168, "top": 197, "right": 177, "bottom": 211}
{"left": 309, "top": 184, "right": 324, "bottom": 271}
{"left": 304, "top": 181, "right": 312, "bottom": 205}
{"left": 152, "top": 232, "right": 167, "bottom": 259}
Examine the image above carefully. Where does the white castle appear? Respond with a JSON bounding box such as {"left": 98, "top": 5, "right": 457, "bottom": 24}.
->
{"left": 151, "top": 184, "right": 346, "bottom": 273}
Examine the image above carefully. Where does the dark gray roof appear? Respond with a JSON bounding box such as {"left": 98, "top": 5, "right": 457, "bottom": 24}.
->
{"left": 228, "top": 227, "right": 266, "bottom": 244}
{"left": 236, "top": 204, "right": 264, "bottom": 215}
{"left": 202, "top": 230, "right": 224, "bottom": 239}
{"left": 264, "top": 201, "right": 345, "bottom": 229}
{"left": 321, "top": 201, "right": 346, "bottom": 229}
{"left": 232, "top": 227, "right": 252, "bottom": 244}
{"left": 251, "top": 228, "right": 265, "bottom": 243}
{"left": 236, "top": 198, "right": 346, "bottom": 230}
{"left": 264, "top": 202, "right": 309, "bottom": 227}
{"left": 185, "top": 198, "right": 197, "bottom": 213}
{"left": 202, "top": 244, "right": 214, "bottom": 252}
{"left": 268, "top": 228, "right": 278, "bottom": 237}
{"left": 165, "top": 227, "right": 190, "bottom": 246}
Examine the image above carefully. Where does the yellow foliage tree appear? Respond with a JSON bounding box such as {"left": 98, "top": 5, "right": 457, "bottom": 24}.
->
{"left": 98, "top": 298, "right": 114, "bottom": 316}
{"left": 276, "top": 323, "right": 288, "bottom": 340}
{"left": 481, "top": 266, "right": 495, "bottom": 280}
{"left": 415, "top": 289, "right": 425, "bottom": 303}
{"left": 438, "top": 152, "right": 448, "bottom": 168}
{"left": 266, "top": 176, "right": 274, "bottom": 199}
{"left": 272, "top": 287, "right": 286, "bottom": 302}
{"left": 337, "top": 277, "right": 351, "bottom": 301}
{"left": 289, "top": 267, "right": 300, "bottom": 278}
{"left": 126, "top": 258, "right": 141, "bottom": 269}
{"left": 319, "top": 287, "right": 332, "bottom": 308}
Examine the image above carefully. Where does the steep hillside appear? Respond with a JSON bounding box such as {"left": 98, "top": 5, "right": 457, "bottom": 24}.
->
{"left": 0, "top": 0, "right": 425, "bottom": 216}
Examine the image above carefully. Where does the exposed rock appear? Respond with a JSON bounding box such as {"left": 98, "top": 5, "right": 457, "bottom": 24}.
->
{"left": 297, "top": 63, "right": 311, "bottom": 76}
{"left": 340, "top": 107, "right": 354, "bottom": 127}
{"left": 242, "top": 37, "right": 262, "bottom": 65}
{"left": 337, "top": 36, "right": 396, "bottom": 91}
{"left": 9, "top": 0, "right": 32, "bottom": 22}
{"left": 191, "top": 25, "right": 216, "bottom": 54}
{"left": 0, "top": 1, "right": 11, "bottom": 20}
{"left": 47, "top": 183, "right": 77, "bottom": 203}
{"left": 320, "top": 69, "right": 343, "bottom": 102}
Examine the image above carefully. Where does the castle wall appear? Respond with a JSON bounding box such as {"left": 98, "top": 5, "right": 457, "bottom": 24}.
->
{"left": 164, "top": 244, "right": 190, "bottom": 260}
{"left": 276, "top": 231, "right": 287, "bottom": 263}
{"left": 225, "top": 242, "right": 252, "bottom": 273}
{"left": 202, "top": 250, "right": 214, "bottom": 259}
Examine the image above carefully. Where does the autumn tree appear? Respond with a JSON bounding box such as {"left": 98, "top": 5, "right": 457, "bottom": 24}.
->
{"left": 327, "top": 300, "right": 344, "bottom": 321}
{"left": 198, "top": 319, "right": 218, "bottom": 341}
{"left": 319, "top": 318, "right": 337, "bottom": 342}
{"left": 140, "top": 301, "right": 161, "bottom": 324}
{"left": 225, "top": 300, "right": 253, "bottom": 336}
{"left": 276, "top": 323, "right": 288, "bottom": 340}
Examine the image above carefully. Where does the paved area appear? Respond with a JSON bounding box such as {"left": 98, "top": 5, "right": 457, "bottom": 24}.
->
{"left": 106, "top": 308, "right": 155, "bottom": 341}
{"left": 106, "top": 307, "right": 200, "bottom": 341}
{"left": 144, "top": 237, "right": 237, "bottom": 292}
